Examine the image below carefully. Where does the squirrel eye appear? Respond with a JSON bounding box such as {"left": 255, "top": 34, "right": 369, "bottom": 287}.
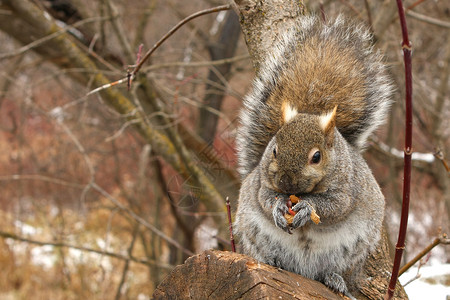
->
{"left": 311, "top": 151, "right": 321, "bottom": 164}
{"left": 273, "top": 147, "right": 277, "bottom": 158}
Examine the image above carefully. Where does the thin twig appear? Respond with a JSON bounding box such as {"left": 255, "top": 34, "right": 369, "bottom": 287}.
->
{"left": 86, "top": 77, "right": 129, "bottom": 96}
{"left": 385, "top": 1, "right": 413, "bottom": 299}
{"left": 371, "top": 137, "right": 435, "bottom": 163}
{"left": 406, "top": 10, "right": 450, "bottom": 29}
{"left": 0, "top": 174, "right": 85, "bottom": 188}
{"left": 115, "top": 224, "right": 140, "bottom": 300}
{"left": 128, "top": 44, "right": 144, "bottom": 90}
{"left": 133, "top": 0, "right": 157, "bottom": 48}
{"left": 91, "top": 182, "right": 194, "bottom": 256}
{"left": 129, "top": 4, "right": 231, "bottom": 78}
{"left": 0, "top": 16, "right": 111, "bottom": 60}
{"left": 364, "top": 0, "right": 373, "bottom": 30}
{"left": 154, "top": 157, "right": 194, "bottom": 244}
{"left": 406, "top": 0, "right": 428, "bottom": 10}
{"left": 399, "top": 234, "right": 450, "bottom": 276}
{"left": 104, "top": 0, "right": 134, "bottom": 62}
{"left": 433, "top": 149, "right": 450, "bottom": 173}
{"left": 86, "top": 5, "right": 233, "bottom": 97}
{"left": 402, "top": 252, "right": 430, "bottom": 287}
{"left": 143, "top": 54, "right": 250, "bottom": 71}
{"left": 0, "top": 230, "right": 172, "bottom": 269}
{"left": 226, "top": 197, "right": 236, "bottom": 252}
{"left": 319, "top": 1, "right": 326, "bottom": 23}
{"left": 51, "top": 112, "right": 194, "bottom": 256}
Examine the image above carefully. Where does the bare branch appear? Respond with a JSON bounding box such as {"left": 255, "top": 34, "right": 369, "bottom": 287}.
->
{"left": 143, "top": 54, "right": 250, "bottom": 71}
{"left": 133, "top": 0, "right": 157, "bottom": 48}
{"left": 0, "top": 174, "right": 85, "bottom": 188}
{"left": 372, "top": 138, "right": 435, "bottom": 163}
{"left": 402, "top": 253, "right": 430, "bottom": 287}
{"left": 399, "top": 233, "right": 450, "bottom": 276}
{"left": 406, "top": 10, "right": 450, "bottom": 29}
{"left": 0, "top": 230, "right": 173, "bottom": 269}
{"left": 130, "top": 4, "right": 231, "bottom": 77}
{"left": 1, "top": 0, "right": 227, "bottom": 215}
{"left": 103, "top": 0, "right": 134, "bottom": 62}
{"left": 91, "top": 182, "right": 195, "bottom": 256}
{"left": 115, "top": 224, "right": 140, "bottom": 300}
{"left": 0, "top": 16, "right": 110, "bottom": 60}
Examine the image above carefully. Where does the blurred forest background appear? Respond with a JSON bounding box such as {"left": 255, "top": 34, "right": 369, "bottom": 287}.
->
{"left": 0, "top": 0, "right": 448, "bottom": 299}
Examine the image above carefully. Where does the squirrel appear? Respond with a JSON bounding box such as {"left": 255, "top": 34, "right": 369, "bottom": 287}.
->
{"left": 234, "top": 15, "right": 393, "bottom": 296}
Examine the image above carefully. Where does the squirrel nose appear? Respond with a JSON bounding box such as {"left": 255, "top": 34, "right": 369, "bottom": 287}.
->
{"left": 278, "top": 174, "right": 296, "bottom": 194}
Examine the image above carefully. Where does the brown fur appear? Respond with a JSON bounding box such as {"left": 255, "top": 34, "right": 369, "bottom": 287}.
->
{"left": 267, "top": 37, "right": 366, "bottom": 139}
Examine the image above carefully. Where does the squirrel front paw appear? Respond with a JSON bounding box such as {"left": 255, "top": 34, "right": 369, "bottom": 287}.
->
{"left": 272, "top": 196, "right": 292, "bottom": 234}
{"left": 291, "top": 201, "right": 313, "bottom": 229}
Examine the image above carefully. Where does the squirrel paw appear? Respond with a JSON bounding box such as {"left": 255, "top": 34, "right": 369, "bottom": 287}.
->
{"left": 323, "top": 272, "right": 348, "bottom": 294}
{"left": 272, "top": 197, "right": 291, "bottom": 234}
{"left": 291, "top": 201, "right": 313, "bottom": 229}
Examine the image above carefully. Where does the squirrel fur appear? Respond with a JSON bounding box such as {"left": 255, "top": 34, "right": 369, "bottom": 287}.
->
{"left": 235, "top": 15, "right": 392, "bottom": 295}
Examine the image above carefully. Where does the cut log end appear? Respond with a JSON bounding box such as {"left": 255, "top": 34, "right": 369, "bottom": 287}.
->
{"left": 153, "top": 243, "right": 408, "bottom": 300}
{"left": 153, "top": 250, "right": 351, "bottom": 300}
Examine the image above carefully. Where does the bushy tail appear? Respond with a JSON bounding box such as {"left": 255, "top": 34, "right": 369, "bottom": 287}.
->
{"left": 237, "top": 15, "right": 393, "bottom": 178}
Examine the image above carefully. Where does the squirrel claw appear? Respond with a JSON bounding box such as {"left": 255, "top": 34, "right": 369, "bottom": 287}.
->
{"left": 291, "top": 201, "right": 313, "bottom": 229}
{"left": 272, "top": 198, "right": 291, "bottom": 233}
{"left": 323, "top": 272, "right": 348, "bottom": 295}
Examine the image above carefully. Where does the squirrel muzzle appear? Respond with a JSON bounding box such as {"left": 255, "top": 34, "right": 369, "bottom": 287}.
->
{"left": 276, "top": 172, "right": 318, "bottom": 195}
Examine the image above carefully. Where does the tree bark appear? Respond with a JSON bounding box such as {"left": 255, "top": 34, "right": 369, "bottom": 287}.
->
{"left": 232, "top": 0, "right": 306, "bottom": 73}
{"left": 153, "top": 250, "right": 347, "bottom": 300}
{"left": 153, "top": 229, "right": 407, "bottom": 300}
{"left": 153, "top": 248, "right": 407, "bottom": 300}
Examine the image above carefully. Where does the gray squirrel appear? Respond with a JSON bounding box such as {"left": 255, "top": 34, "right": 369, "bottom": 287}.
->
{"left": 234, "top": 15, "right": 393, "bottom": 295}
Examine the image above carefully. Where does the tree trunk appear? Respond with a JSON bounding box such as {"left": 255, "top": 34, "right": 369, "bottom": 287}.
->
{"left": 153, "top": 247, "right": 407, "bottom": 300}
{"left": 153, "top": 250, "right": 347, "bottom": 300}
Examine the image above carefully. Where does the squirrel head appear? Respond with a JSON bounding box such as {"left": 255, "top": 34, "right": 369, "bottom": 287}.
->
{"left": 261, "top": 105, "right": 337, "bottom": 195}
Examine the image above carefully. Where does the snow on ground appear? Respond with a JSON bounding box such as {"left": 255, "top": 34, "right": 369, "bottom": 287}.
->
{"left": 31, "top": 245, "right": 57, "bottom": 269}
{"left": 400, "top": 264, "right": 450, "bottom": 300}
{"left": 9, "top": 220, "right": 114, "bottom": 272}
{"left": 14, "top": 220, "right": 42, "bottom": 235}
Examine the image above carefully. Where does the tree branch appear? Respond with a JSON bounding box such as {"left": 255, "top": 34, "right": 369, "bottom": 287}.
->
{"left": 406, "top": 10, "right": 450, "bottom": 29}
{"left": 130, "top": 4, "right": 231, "bottom": 77}
{"left": 399, "top": 233, "right": 450, "bottom": 276}
{"left": 0, "top": 0, "right": 226, "bottom": 216}
{"left": 0, "top": 230, "right": 172, "bottom": 269}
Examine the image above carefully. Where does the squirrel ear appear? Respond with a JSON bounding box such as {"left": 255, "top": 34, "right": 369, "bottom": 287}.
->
{"left": 281, "top": 102, "right": 298, "bottom": 124}
{"left": 319, "top": 105, "right": 337, "bottom": 145}
{"left": 319, "top": 105, "right": 337, "bottom": 133}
